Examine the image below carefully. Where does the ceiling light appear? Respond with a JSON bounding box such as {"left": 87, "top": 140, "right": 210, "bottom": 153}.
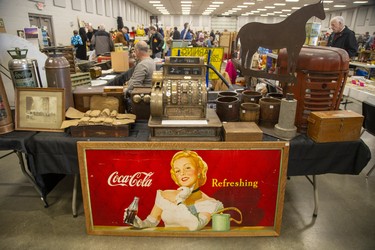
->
{"left": 274, "top": 3, "right": 286, "bottom": 6}
{"left": 324, "top": 8, "right": 330, "bottom": 10}
{"left": 257, "top": 9, "right": 266, "bottom": 11}
{"left": 291, "top": 7, "right": 300, "bottom": 9}
{"left": 181, "top": 1, "right": 192, "bottom": 3}
{"left": 243, "top": 2, "right": 255, "bottom": 5}
{"left": 181, "top": 4, "right": 191, "bottom": 6}
{"left": 353, "top": 1, "right": 368, "bottom": 3}
{"left": 285, "top": 0, "right": 299, "bottom": 2}
{"left": 153, "top": 4, "right": 163, "bottom": 6}
{"left": 334, "top": 4, "right": 346, "bottom": 7}
{"left": 282, "top": 9, "right": 292, "bottom": 12}
{"left": 265, "top": 6, "right": 275, "bottom": 9}
{"left": 149, "top": 1, "right": 160, "bottom": 3}
{"left": 237, "top": 5, "right": 247, "bottom": 8}
{"left": 212, "top": 1, "right": 224, "bottom": 4}
{"left": 324, "top": 0, "right": 333, "bottom": 2}
{"left": 209, "top": 5, "right": 220, "bottom": 7}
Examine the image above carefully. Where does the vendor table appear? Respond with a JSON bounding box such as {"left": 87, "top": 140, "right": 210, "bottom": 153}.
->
{"left": 349, "top": 61, "right": 375, "bottom": 79}
{"left": 0, "top": 131, "right": 48, "bottom": 207}
{"left": 2, "top": 121, "right": 369, "bottom": 217}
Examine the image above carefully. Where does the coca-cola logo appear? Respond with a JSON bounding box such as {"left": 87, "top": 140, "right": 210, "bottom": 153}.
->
{"left": 107, "top": 171, "right": 153, "bottom": 187}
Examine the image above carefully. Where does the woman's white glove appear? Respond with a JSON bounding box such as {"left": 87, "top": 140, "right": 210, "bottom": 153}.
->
{"left": 175, "top": 186, "right": 194, "bottom": 205}
{"left": 132, "top": 215, "right": 160, "bottom": 229}
{"left": 175, "top": 204, "right": 210, "bottom": 231}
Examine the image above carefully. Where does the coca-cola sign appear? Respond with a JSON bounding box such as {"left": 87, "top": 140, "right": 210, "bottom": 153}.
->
{"left": 78, "top": 142, "right": 289, "bottom": 237}
{"left": 107, "top": 171, "right": 153, "bottom": 187}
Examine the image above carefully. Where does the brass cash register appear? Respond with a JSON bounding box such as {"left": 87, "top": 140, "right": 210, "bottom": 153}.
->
{"left": 148, "top": 56, "right": 222, "bottom": 141}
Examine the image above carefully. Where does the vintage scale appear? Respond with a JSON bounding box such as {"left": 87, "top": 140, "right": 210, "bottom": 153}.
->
{"left": 148, "top": 56, "right": 222, "bottom": 141}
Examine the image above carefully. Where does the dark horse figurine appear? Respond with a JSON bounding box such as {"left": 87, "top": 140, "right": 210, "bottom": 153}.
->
{"left": 237, "top": 0, "right": 325, "bottom": 80}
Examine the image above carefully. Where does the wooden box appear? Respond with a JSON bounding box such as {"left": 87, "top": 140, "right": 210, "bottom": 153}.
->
{"left": 73, "top": 85, "right": 125, "bottom": 113}
{"left": 111, "top": 51, "right": 129, "bottom": 72}
{"left": 223, "top": 122, "right": 263, "bottom": 141}
{"left": 307, "top": 110, "right": 363, "bottom": 143}
{"left": 70, "top": 125, "right": 129, "bottom": 137}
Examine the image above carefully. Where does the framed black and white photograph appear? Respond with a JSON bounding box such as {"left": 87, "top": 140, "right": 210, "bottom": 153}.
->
{"left": 15, "top": 87, "right": 65, "bottom": 132}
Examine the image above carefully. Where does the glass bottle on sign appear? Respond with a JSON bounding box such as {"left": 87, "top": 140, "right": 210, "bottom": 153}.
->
{"left": 124, "top": 196, "right": 139, "bottom": 225}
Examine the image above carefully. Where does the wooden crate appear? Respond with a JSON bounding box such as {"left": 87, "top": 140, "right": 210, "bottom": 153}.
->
{"left": 307, "top": 110, "right": 363, "bottom": 143}
{"left": 223, "top": 122, "right": 263, "bottom": 141}
{"left": 71, "top": 72, "right": 91, "bottom": 87}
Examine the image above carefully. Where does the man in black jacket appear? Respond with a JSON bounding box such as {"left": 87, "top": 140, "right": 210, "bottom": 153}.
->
{"left": 327, "top": 16, "right": 358, "bottom": 58}
{"left": 148, "top": 25, "right": 164, "bottom": 58}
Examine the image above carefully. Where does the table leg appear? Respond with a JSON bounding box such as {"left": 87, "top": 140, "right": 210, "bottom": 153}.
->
{"left": 305, "top": 175, "right": 318, "bottom": 217}
{"left": 15, "top": 151, "right": 49, "bottom": 208}
{"left": 72, "top": 174, "right": 78, "bottom": 217}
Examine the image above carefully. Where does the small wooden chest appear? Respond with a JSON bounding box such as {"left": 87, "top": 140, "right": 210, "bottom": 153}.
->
{"left": 223, "top": 122, "right": 263, "bottom": 141}
{"left": 70, "top": 125, "right": 129, "bottom": 137}
{"left": 307, "top": 110, "right": 363, "bottom": 143}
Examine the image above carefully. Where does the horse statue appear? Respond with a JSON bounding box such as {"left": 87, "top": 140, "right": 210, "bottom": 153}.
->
{"left": 237, "top": 0, "right": 325, "bottom": 80}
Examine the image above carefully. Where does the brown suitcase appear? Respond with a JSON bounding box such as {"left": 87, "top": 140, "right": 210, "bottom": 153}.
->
{"left": 223, "top": 122, "right": 263, "bottom": 141}
{"left": 307, "top": 110, "right": 363, "bottom": 143}
{"left": 277, "top": 46, "right": 350, "bottom": 133}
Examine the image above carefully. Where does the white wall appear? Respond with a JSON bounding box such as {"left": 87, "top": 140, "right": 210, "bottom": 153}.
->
{"left": 0, "top": 0, "right": 151, "bottom": 46}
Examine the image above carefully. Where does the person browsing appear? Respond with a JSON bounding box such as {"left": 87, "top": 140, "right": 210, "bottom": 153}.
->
{"left": 327, "top": 16, "right": 358, "bottom": 58}
{"left": 180, "top": 22, "right": 192, "bottom": 40}
{"left": 125, "top": 40, "right": 155, "bottom": 93}
{"left": 148, "top": 25, "right": 164, "bottom": 59}
{"left": 91, "top": 24, "right": 114, "bottom": 56}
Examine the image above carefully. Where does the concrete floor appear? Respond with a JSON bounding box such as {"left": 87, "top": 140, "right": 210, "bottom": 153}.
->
{"left": 0, "top": 97, "right": 374, "bottom": 250}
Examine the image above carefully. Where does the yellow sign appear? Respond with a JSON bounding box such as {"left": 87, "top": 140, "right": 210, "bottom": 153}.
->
{"left": 171, "top": 47, "right": 224, "bottom": 80}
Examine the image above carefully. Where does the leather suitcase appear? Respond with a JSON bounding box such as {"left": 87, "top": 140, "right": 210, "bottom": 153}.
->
{"left": 223, "top": 122, "right": 263, "bottom": 141}
{"left": 307, "top": 110, "right": 363, "bottom": 143}
{"left": 277, "top": 46, "right": 350, "bottom": 133}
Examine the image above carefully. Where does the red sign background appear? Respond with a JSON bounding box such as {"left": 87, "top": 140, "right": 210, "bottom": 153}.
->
{"left": 84, "top": 148, "right": 282, "bottom": 228}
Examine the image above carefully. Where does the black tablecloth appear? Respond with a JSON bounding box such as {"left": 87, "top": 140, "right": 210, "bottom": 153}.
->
{"left": 287, "top": 134, "right": 371, "bottom": 176}
{"left": 5, "top": 123, "right": 367, "bottom": 197}
{"left": 0, "top": 131, "right": 36, "bottom": 153}
{"left": 25, "top": 123, "right": 150, "bottom": 176}
{"left": 24, "top": 126, "right": 371, "bottom": 177}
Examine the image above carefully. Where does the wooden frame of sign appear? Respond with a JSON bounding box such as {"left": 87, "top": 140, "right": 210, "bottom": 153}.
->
{"left": 77, "top": 141, "right": 289, "bottom": 237}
